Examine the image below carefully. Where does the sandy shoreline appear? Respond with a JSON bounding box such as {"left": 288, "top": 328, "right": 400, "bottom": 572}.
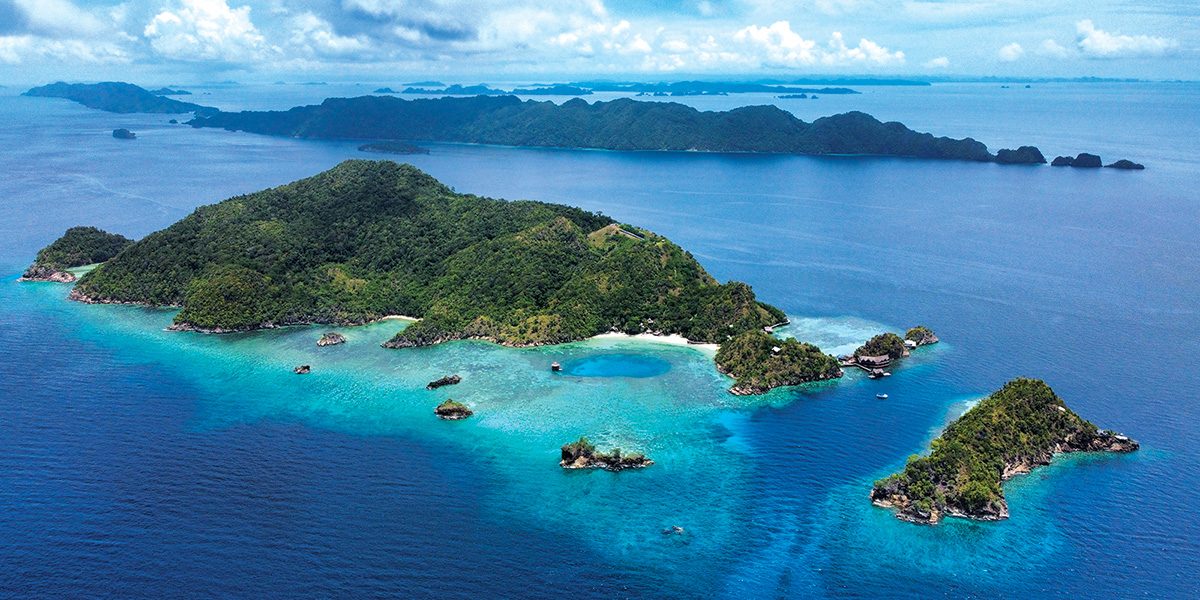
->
{"left": 588, "top": 332, "right": 719, "bottom": 353}
{"left": 378, "top": 314, "right": 419, "bottom": 322}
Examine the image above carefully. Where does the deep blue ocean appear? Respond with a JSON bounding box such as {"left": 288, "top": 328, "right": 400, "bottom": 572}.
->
{"left": 1, "top": 82, "right": 1197, "bottom": 598}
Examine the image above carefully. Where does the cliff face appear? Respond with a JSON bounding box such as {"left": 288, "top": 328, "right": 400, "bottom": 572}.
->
{"left": 871, "top": 378, "right": 1138, "bottom": 524}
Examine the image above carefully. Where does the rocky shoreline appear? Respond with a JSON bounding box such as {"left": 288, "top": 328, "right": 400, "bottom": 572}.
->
{"left": 19, "top": 265, "right": 77, "bottom": 283}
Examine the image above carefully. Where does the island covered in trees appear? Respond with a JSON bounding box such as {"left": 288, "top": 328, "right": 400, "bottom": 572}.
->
{"left": 65, "top": 160, "right": 786, "bottom": 348}
{"left": 715, "top": 330, "right": 842, "bottom": 395}
{"left": 870, "top": 378, "right": 1138, "bottom": 524}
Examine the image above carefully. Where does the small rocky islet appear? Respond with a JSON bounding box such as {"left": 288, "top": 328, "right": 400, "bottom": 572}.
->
{"left": 1051, "top": 152, "right": 1144, "bottom": 170}
{"left": 434, "top": 399, "right": 473, "bottom": 420}
{"left": 426, "top": 375, "right": 462, "bottom": 390}
{"left": 317, "top": 332, "right": 346, "bottom": 346}
{"left": 560, "top": 437, "right": 653, "bottom": 472}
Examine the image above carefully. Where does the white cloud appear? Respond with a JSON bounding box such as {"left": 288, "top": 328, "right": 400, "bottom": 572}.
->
{"left": 823, "top": 31, "right": 904, "bottom": 65}
{"left": 998, "top": 42, "right": 1023, "bottom": 62}
{"left": 1075, "top": 19, "right": 1178, "bottom": 58}
{"left": 923, "top": 56, "right": 950, "bottom": 68}
{"left": 144, "top": 0, "right": 271, "bottom": 63}
{"left": 697, "top": 1, "right": 715, "bottom": 17}
{"left": 734, "top": 21, "right": 819, "bottom": 65}
{"left": 12, "top": 0, "right": 105, "bottom": 38}
{"left": 734, "top": 21, "right": 903, "bottom": 67}
{"left": 1037, "top": 39, "right": 1070, "bottom": 58}
{"left": 661, "top": 38, "right": 689, "bottom": 53}
{"left": 289, "top": 12, "right": 368, "bottom": 56}
{"left": 0, "top": 34, "right": 128, "bottom": 64}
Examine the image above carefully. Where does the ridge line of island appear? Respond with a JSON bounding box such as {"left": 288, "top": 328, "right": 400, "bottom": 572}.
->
{"left": 18, "top": 158, "right": 1139, "bottom": 525}
{"left": 22, "top": 81, "right": 1142, "bottom": 169}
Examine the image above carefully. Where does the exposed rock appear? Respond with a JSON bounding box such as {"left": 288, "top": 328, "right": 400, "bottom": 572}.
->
{"left": 1105, "top": 159, "right": 1145, "bottom": 170}
{"left": 1072, "top": 153, "right": 1102, "bottom": 168}
{"left": 293, "top": 365, "right": 311, "bottom": 374}
{"left": 904, "top": 325, "right": 939, "bottom": 347}
{"left": 994, "top": 146, "right": 1047, "bottom": 164}
{"left": 434, "top": 399, "right": 473, "bottom": 420}
{"left": 112, "top": 128, "right": 136, "bottom": 140}
{"left": 317, "top": 332, "right": 346, "bottom": 346}
{"left": 560, "top": 437, "right": 653, "bottom": 472}
{"left": 18, "top": 265, "right": 76, "bottom": 283}
{"left": 1051, "top": 155, "right": 1075, "bottom": 167}
{"left": 426, "top": 374, "right": 462, "bottom": 390}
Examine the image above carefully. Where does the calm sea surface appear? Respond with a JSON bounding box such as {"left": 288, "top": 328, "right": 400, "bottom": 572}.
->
{"left": 1, "top": 82, "right": 1197, "bottom": 598}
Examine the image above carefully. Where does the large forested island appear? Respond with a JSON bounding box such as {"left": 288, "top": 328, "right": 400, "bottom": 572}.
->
{"left": 67, "top": 160, "right": 785, "bottom": 347}
{"left": 870, "top": 378, "right": 1138, "bottom": 524}
{"left": 188, "top": 95, "right": 1021, "bottom": 162}
{"left": 26, "top": 81, "right": 1069, "bottom": 164}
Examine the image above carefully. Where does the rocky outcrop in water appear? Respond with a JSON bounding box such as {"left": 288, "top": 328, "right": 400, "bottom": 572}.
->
{"left": 434, "top": 399, "right": 473, "bottom": 420}
{"left": 1072, "top": 153, "right": 1103, "bottom": 168}
{"left": 904, "top": 325, "right": 939, "bottom": 347}
{"left": 426, "top": 374, "right": 462, "bottom": 390}
{"left": 293, "top": 365, "right": 311, "bottom": 374}
{"left": 317, "top": 332, "right": 346, "bottom": 346}
{"left": 1106, "top": 159, "right": 1145, "bottom": 170}
{"left": 994, "top": 146, "right": 1047, "bottom": 164}
{"left": 560, "top": 437, "right": 653, "bottom": 471}
{"left": 112, "top": 128, "right": 136, "bottom": 140}
{"left": 18, "top": 265, "right": 77, "bottom": 283}
{"left": 1051, "top": 155, "right": 1075, "bottom": 166}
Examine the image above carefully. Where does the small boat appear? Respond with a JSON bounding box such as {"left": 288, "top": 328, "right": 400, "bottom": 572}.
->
{"left": 867, "top": 373, "right": 877, "bottom": 379}
{"left": 882, "top": 372, "right": 892, "bottom": 377}
{"left": 550, "top": 361, "right": 562, "bottom": 372}
{"left": 876, "top": 393, "right": 889, "bottom": 399}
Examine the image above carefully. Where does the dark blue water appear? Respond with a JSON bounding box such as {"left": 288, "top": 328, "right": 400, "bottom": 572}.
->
{"left": 1, "top": 83, "right": 1198, "bottom": 597}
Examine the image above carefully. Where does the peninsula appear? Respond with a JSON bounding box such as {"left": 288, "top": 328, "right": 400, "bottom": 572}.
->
{"left": 66, "top": 160, "right": 787, "bottom": 349}
{"left": 20, "top": 226, "right": 132, "bottom": 282}
{"left": 870, "top": 378, "right": 1138, "bottom": 524}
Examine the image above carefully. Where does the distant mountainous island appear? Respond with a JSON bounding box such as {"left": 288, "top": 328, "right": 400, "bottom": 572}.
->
{"left": 68, "top": 160, "right": 789, "bottom": 351}
{"left": 24, "top": 82, "right": 1139, "bottom": 166}
{"left": 189, "top": 94, "right": 1031, "bottom": 163}
{"left": 24, "top": 82, "right": 215, "bottom": 115}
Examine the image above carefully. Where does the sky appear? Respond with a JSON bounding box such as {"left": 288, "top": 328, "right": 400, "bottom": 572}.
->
{"left": 0, "top": 0, "right": 1196, "bottom": 83}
